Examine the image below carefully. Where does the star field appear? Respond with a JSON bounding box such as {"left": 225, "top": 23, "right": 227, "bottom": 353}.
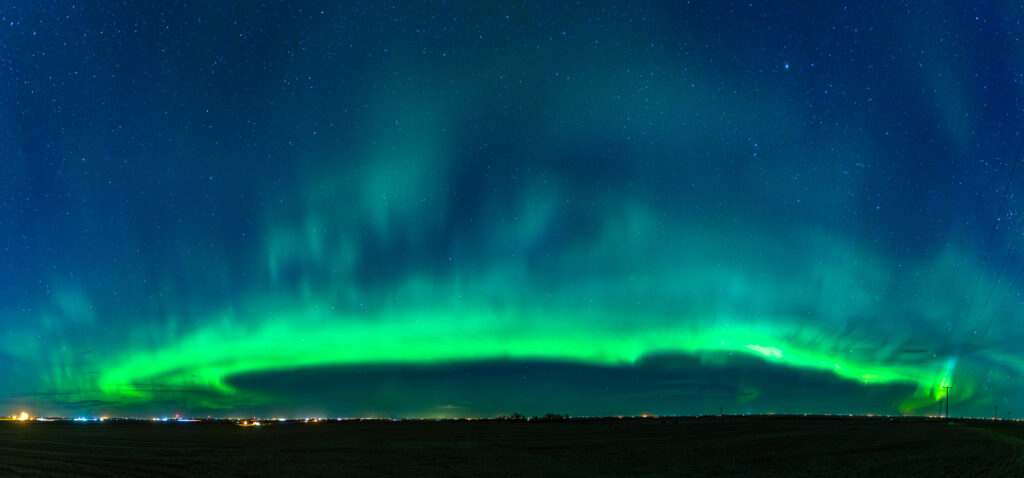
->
{"left": 2, "top": 1, "right": 1024, "bottom": 418}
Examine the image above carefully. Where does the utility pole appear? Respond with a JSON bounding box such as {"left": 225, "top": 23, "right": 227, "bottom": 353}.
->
{"left": 995, "top": 405, "right": 999, "bottom": 420}
{"left": 942, "top": 386, "right": 951, "bottom": 419}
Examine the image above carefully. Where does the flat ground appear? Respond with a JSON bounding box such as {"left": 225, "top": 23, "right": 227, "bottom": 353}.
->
{"left": 1, "top": 416, "right": 1022, "bottom": 476}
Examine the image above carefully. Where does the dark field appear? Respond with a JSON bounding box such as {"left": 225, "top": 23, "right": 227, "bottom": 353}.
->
{"left": 2, "top": 417, "right": 1023, "bottom": 476}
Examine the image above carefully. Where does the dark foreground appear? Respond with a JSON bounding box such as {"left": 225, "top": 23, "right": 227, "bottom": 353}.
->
{"left": 2, "top": 416, "right": 1023, "bottom": 476}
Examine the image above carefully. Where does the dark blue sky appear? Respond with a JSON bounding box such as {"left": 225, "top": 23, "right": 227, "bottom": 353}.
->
{"left": 2, "top": 1, "right": 1024, "bottom": 418}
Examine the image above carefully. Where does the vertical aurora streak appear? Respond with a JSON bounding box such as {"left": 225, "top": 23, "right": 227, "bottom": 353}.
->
{"left": 3, "top": 1, "right": 1024, "bottom": 417}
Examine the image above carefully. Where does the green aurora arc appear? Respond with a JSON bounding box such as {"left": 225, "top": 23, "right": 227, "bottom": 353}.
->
{"left": 4, "top": 1, "right": 1024, "bottom": 417}
{"left": 94, "top": 306, "right": 961, "bottom": 413}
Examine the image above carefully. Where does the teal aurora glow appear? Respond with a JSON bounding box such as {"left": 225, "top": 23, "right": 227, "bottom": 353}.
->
{"left": 2, "top": 1, "right": 1023, "bottom": 418}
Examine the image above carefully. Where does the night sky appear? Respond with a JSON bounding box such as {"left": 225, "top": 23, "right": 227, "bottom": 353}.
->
{"left": 3, "top": 1, "right": 1024, "bottom": 419}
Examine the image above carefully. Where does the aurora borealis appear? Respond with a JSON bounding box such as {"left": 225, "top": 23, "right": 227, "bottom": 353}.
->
{"left": 4, "top": 1, "right": 1024, "bottom": 418}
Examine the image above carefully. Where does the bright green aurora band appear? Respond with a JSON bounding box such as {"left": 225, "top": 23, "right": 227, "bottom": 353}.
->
{"left": 3, "top": 2, "right": 1024, "bottom": 417}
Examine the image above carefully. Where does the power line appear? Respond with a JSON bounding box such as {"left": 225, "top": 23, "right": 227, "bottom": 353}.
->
{"left": 943, "top": 385, "right": 951, "bottom": 419}
{"left": 975, "top": 212, "right": 1024, "bottom": 338}
{"left": 978, "top": 257, "right": 1024, "bottom": 338}
{"left": 963, "top": 132, "right": 1024, "bottom": 328}
{"left": 975, "top": 211, "right": 1024, "bottom": 323}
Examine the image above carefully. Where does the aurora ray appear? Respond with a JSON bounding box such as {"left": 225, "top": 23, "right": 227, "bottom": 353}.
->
{"left": 2, "top": 1, "right": 1024, "bottom": 418}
